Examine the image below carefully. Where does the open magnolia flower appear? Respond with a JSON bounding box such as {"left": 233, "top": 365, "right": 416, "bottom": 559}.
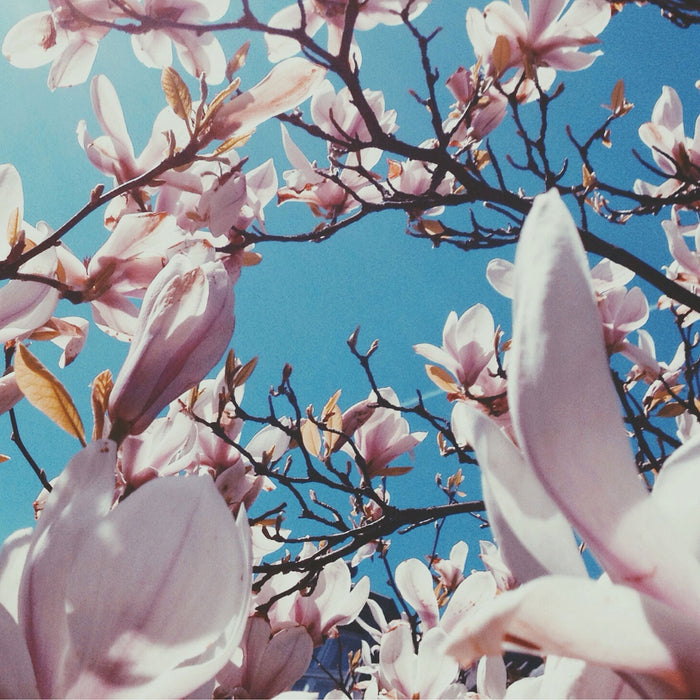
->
{"left": 0, "top": 439, "right": 252, "bottom": 698}
{"left": 446, "top": 189, "right": 700, "bottom": 697}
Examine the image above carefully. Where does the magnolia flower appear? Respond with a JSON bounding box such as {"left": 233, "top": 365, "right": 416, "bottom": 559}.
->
{"left": 634, "top": 86, "right": 700, "bottom": 198}
{"left": 310, "top": 80, "right": 397, "bottom": 146}
{"left": 445, "top": 189, "right": 700, "bottom": 697}
{"left": 341, "top": 387, "right": 427, "bottom": 480}
{"left": 443, "top": 66, "right": 508, "bottom": 145}
{"left": 257, "top": 548, "right": 370, "bottom": 646}
{"left": 2, "top": 1, "right": 127, "bottom": 89}
{"left": 109, "top": 254, "right": 237, "bottom": 439}
{"left": 265, "top": 0, "right": 430, "bottom": 63}
{"left": 130, "top": 0, "right": 230, "bottom": 83}
{"left": 0, "top": 165, "right": 59, "bottom": 345}
{"left": 466, "top": 0, "right": 610, "bottom": 91}
{"left": 215, "top": 616, "right": 313, "bottom": 698}
{"left": 0, "top": 439, "right": 252, "bottom": 698}
{"left": 204, "top": 58, "right": 327, "bottom": 144}
{"left": 414, "top": 306, "right": 496, "bottom": 390}
{"left": 278, "top": 125, "right": 383, "bottom": 218}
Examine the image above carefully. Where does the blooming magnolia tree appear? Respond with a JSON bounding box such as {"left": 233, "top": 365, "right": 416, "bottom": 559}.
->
{"left": 1, "top": 0, "right": 700, "bottom": 697}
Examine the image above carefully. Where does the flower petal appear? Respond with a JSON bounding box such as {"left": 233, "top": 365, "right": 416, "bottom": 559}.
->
{"left": 510, "top": 190, "right": 700, "bottom": 612}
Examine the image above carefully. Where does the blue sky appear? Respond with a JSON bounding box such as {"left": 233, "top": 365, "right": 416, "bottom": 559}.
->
{"left": 0, "top": 1, "right": 698, "bottom": 576}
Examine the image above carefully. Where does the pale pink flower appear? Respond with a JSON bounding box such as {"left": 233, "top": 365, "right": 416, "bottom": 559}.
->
{"left": 386, "top": 157, "right": 455, "bottom": 215}
{"left": 443, "top": 66, "right": 508, "bottom": 145}
{"left": 2, "top": 1, "right": 128, "bottom": 89}
{"left": 372, "top": 621, "right": 459, "bottom": 698}
{"left": 414, "top": 305, "right": 497, "bottom": 390}
{"left": 265, "top": 0, "right": 430, "bottom": 63}
{"left": 118, "top": 410, "right": 199, "bottom": 490}
{"left": 657, "top": 208, "right": 700, "bottom": 324}
{"left": 31, "top": 316, "right": 90, "bottom": 368}
{"left": 108, "top": 253, "right": 237, "bottom": 439}
{"left": 432, "top": 540, "right": 469, "bottom": 592}
{"left": 278, "top": 125, "right": 383, "bottom": 218}
{"left": 341, "top": 387, "right": 427, "bottom": 480}
{"left": 216, "top": 616, "right": 313, "bottom": 698}
{"left": 257, "top": 548, "right": 370, "bottom": 646}
{"left": 205, "top": 58, "right": 327, "bottom": 144}
{"left": 597, "top": 286, "right": 649, "bottom": 354}
{"left": 466, "top": 0, "right": 610, "bottom": 88}
{"left": 77, "top": 74, "right": 176, "bottom": 188}
{"left": 0, "top": 165, "right": 59, "bottom": 345}
{"left": 634, "top": 86, "right": 700, "bottom": 198}
{"left": 445, "top": 189, "right": 700, "bottom": 697}
{"left": 310, "top": 80, "right": 397, "bottom": 146}
{"left": 0, "top": 439, "right": 252, "bottom": 698}
{"left": 131, "top": 0, "right": 230, "bottom": 83}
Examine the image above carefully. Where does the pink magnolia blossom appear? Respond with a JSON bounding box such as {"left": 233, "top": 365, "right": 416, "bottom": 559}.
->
{"left": 443, "top": 66, "right": 508, "bottom": 145}
{"left": 108, "top": 253, "right": 237, "bottom": 439}
{"left": 414, "top": 305, "right": 497, "bottom": 391}
{"left": 634, "top": 86, "right": 700, "bottom": 198}
{"left": 257, "top": 546, "right": 370, "bottom": 646}
{"left": 310, "top": 80, "right": 397, "bottom": 146}
{"left": 0, "top": 370, "right": 23, "bottom": 417}
{"left": 265, "top": 0, "right": 430, "bottom": 63}
{"left": 278, "top": 125, "right": 383, "bottom": 218}
{"left": 30, "top": 316, "right": 90, "bottom": 368}
{"left": 2, "top": 1, "right": 128, "bottom": 89}
{"left": 432, "top": 540, "right": 470, "bottom": 592}
{"left": 341, "top": 387, "right": 427, "bottom": 480}
{"left": 361, "top": 621, "right": 460, "bottom": 699}
{"left": 466, "top": 0, "right": 611, "bottom": 90}
{"left": 215, "top": 616, "right": 313, "bottom": 698}
{"left": 0, "top": 165, "right": 59, "bottom": 345}
{"left": 386, "top": 157, "right": 455, "bottom": 215}
{"left": 0, "top": 439, "right": 252, "bottom": 698}
{"left": 205, "top": 58, "right": 327, "bottom": 144}
{"left": 130, "top": 0, "right": 230, "bottom": 83}
{"left": 445, "top": 189, "right": 700, "bottom": 697}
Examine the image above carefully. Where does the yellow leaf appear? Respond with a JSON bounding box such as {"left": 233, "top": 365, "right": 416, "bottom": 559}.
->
{"left": 321, "top": 389, "right": 342, "bottom": 452}
{"left": 14, "top": 344, "right": 86, "bottom": 446}
{"left": 380, "top": 466, "right": 413, "bottom": 477}
{"left": 6, "top": 207, "right": 20, "bottom": 247}
{"left": 161, "top": 67, "right": 192, "bottom": 122}
{"left": 0, "top": 454, "right": 8, "bottom": 463}
{"left": 300, "top": 418, "right": 321, "bottom": 458}
{"left": 91, "top": 369, "right": 113, "bottom": 441}
{"left": 242, "top": 251, "right": 262, "bottom": 266}
{"left": 232, "top": 356, "right": 258, "bottom": 389}
{"left": 425, "top": 365, "right": 460, "bottom": 393}
{"left": 202, "top": 77, "right": 242, "bottom": 131}
{"left": 656, "top": 402, "right": 687, "bottom": 418}
{"left": 492, "top": 35, "right": 511, "bottom": 77}
{"left": 226, "top": 41, "right": 250, "bottom": 82}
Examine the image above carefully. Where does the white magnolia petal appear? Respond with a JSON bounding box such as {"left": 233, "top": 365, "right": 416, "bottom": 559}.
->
{"left": 511, "top": 189, "right": 700, "bottom": 611}
{"left": 20, "top": 440, "right": 117, "bottom": 699}
{"left": 0, "top": 603, "right": 39, "bottom": 698}
{"left": 651, "top": 431, "right": 700, "bottom": 561}
{"left": 452, "top": 403, "right": 586, "bottom": 582}
{"left": 443, "top": 575, "right": 700, "bottom": 695}
{"left": 64, "top": 478, "right": 251, "bottom": 698}
{"left": 395, "top": 559, "right": 440, "bottom": 629}
{"left": 0, "top": 528, "right": 32, "bottom": 621}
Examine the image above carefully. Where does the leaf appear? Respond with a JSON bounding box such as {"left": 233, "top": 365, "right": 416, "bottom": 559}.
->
{"left": 14, "top": 344, "right": 86, "bottom": 446}
{"left": 492, "top": 35, "right": 511, "bottom": 77}
{"left": 610, "top": 79, "right": 625, "bottom": 113}
{"left": 202, "top": 76, "right": 242, "bottom": 131}
{"left": 321, "top": 389, "right": 343, "bottom": 452}
{"left": 90, "top": 369, "right": 113, "bottom": 441}
{"left": 161, "top": 67, "right": 192, "bottom": 122}
{"left": 380, "top": 466, "right": 413, "bottom": 477}
{"left": 425, "top": 364, "right": 460, "bottom": 393}
{"left": 226, "top": 41, "right": 250, "bottom": 83}
{"left": 300, "top": 418, "right": 321, "bottom": 458}
{"left": 232, "top": 356, "right": 258, "bottom": 389}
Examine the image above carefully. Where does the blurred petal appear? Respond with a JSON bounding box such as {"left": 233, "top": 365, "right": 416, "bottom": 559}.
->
{"left": 0, "top": 603, "right": 38, "bottom": 698}
{"left": 452, "top": 403, "right": 586, "bottom": 582}
{"left": 510, "top": 190, "right": 700, "bottom": 612}
{"left": 443, "top": 575, "right": 700, "bottom": 695}
{"left": 64, "top": 478, "right": 251, "bottom": 698}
